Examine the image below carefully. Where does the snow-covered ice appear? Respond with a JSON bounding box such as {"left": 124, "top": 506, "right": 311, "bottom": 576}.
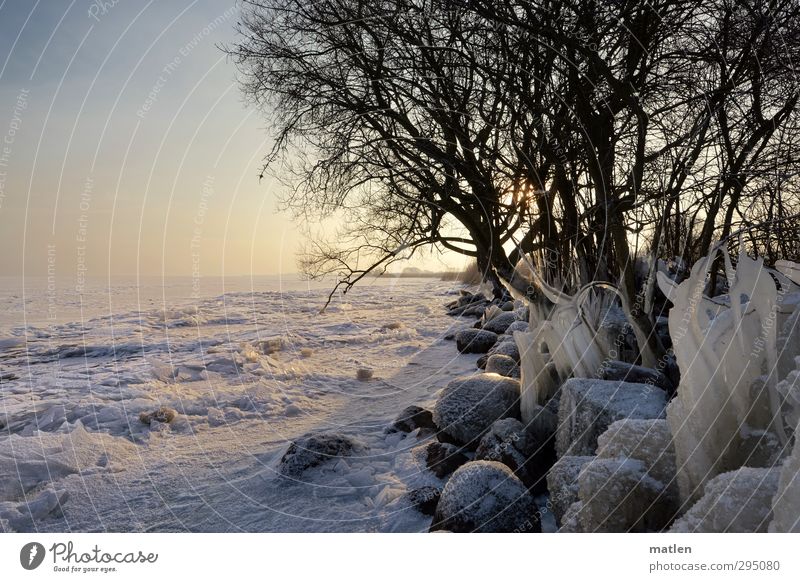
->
{"left": 0, "top": 276, "right": 479, "bottom": 532}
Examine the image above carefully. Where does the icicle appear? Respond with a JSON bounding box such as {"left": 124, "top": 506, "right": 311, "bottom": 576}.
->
{"left": 659, "top": 244, "right": 800, "bottom": 503}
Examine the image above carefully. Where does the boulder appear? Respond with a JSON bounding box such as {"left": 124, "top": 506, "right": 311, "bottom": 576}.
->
{"left": 671, "top": 467, "right": 781, "bottom": 533}
{"left": 455, "top": 329, "right": 498, "bottom": 354}
{"left": 475, "top": 418, "right": 554, "bottom": 493}
{"left": 392, "top": 406, "right": 436, "bottom": 433}
{"left": 279, "top": 433, "right": 365, "bottom": 477}
{"left": 557, "top": 501, "right": 584, "bottom": 533}
{"left": 404, "top": 486, "right": 442, "bottom": 516}
{"left": 446, "top": 291, "right": 485, "bottom": 310}
{"left": 431, "top": 461, "right": 540, "bottom": 532}
{"left": 485, "top": 354, "right": 519, "bottom": 378}
{"left": 599, "top": 360, "right": 673, "bottom": 392}
{"left": 487, "top": 338, "right": 521, "bottom": 362}
{"left": 505, "top": 321, "right": 529, "bottom": 335}
{"left": 433, "top": 374, "right": 521, "bottom": 447}
{"left": 462, "top": 304, "right": 488, "bottom": 318}
{"left": 577, "top": 457, "right": 673, "bottom": 532}
{"left": 138, "top": 406, "right": 177, "bottom": 425}
{"left": 482, "top": 312, "right": 519, "bottom": 334}
{"left": 423, "top": 442, "right": 469, "bottom": 478}
{"left": 501, "top": 301, "right": 515, "bottom": 311}
{"left": 596, "top": 419, "right": 677, "bottom": 486}
{"left": 556, "top": 378, "right": 667, "bottom": 457}
{"left": 546, "top": 455, "right": 594, "bottom": 525}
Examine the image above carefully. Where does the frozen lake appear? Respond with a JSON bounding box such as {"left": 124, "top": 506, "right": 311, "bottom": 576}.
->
{"left": 0, "top": 275, "right": 480, "bottom": 532}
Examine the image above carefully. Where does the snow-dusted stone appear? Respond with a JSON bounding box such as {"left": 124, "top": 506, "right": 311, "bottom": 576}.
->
{"left": 423, "top": 442, "right": 469, "bottom": 478}
{"left": 431, "top": 461, "right": 540, "bottom": 533}
{"left": 488, "top": 338, "right": 521, "bottom": 362}
{"left": 670, "top": 467, "right": 781, "bottom": 533}
{"left": 462, "top": 304, "right": 488, "bottom": 317}
{"left": 546, "top": 455, "right": 594, "bottom": 525}
{"left": 404, "top": 486, "right": 441, "bottom": 516}
{"left": 446, "top": 293, "right": 489, "bottom": 316}
{"left": 455, "top": 329, "right": 498, "bottom": 354}
{"left": 482, "top": 312, "right": 519, "bottom": 334}
{"left": 558, "top": 501, "right": 583, "bottom": 532}
{"left": 485, "top": 354, "right": 520, "bottom": 378}
{"left": 577, "top": 457, "right": 672, "bottom": 532}
{"left": 392, "top": 405, "right": 435, "bottom": 433}
{"left": 596, "top": 419, "right": 676, "bottom": 486}
{"left": 356, "top": 368, "right": 374, "bottom": 381}
{"left": 433, "top": 373, "right": 521, "bottom": 447}
{"left": 475, "top": 418, "right": 554, "bottom": 492}
{"left": 556, "top": 378, "right": 667, "bottom": 457}
{"left": 278, "top": 433, "right": 366, "bottom": 477}
{"left": 505, "top": 320, "right": 529, "bottom": 335}
{"left": 599, "top": 360, "right": 673, "bottom": 392}
{"left": 138, "top": 406, "right": 177, "bottom": 425}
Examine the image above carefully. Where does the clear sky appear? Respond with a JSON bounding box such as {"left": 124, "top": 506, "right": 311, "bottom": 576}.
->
{"left": 0, "top": 0, "right": 308, "bottom": 280}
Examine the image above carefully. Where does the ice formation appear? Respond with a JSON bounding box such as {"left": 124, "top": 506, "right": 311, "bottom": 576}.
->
{"left": 669, "top": 467, "right": 781, "bottom": 533}
{"left": 555, "top": 378, "right": 667, "bottom": 457}
{"left": 507, "top": 270, "right": 655, "bottom": 423}
{"left": 657, "top": 248, "right": 800, "bottom": 503}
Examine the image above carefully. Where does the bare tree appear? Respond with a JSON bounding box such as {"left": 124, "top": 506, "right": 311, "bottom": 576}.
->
{"left": 231, "top": 0, "right": 800, "bottom": 324}
{"left": 230, "top": 0, "right": 555, "bottom": 300}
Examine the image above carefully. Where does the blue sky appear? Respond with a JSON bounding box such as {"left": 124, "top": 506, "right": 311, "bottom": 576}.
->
{"left": 0, "top": 0, "right": 305, "bottom": 278}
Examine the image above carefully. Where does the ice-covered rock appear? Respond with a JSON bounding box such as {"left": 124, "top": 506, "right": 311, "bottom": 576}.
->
{"left": 404, "top": 486, "right": 441, "bottom": 516}
{"left": 278, "top": 433, "right": 366, "bottom": 477}
{"left": 577, "top": 457, "right": 673, "bottom": 532}
{"left": 599, "top": 360, "right": 673, "bottom": 393}
{"left": 556, "top": 378, "right": 667, "bottom": 457}
{"left": 505, "top": 269, "right": 658, "bottom": 428}
{"left": 431, "top": 461, "right": 539, "bottom": 532}
{"left": 485, "top": 354, "right": 519, "bottom": 378}
{"left": 433, "top": 373, "right": 521, "bottom": 447}
{"left": 482, "top": 312, "right": 519, "bottom": 334}
{"left": 422, "top": 442, "right": 468, "bottom": 479}
{"left": 557, "top": 501, "right": 583, "bottom": 532}
{"left": 475, "top": 417, "right": 554, "bottom": 492}
{"left": 487, "top": 338, "right": 521, "bottom": 362}
{"left": 670, "top": 467, "right": 781, "bottom": 533}
{"left": 392, "top": 405, "right": 435, "bottom": 433}
{"left": 658, "top": 248, "right": 800, "bottom": 504}
{"left": 138, "top": 407, "right": 177, "bottom": 425}
{"left": 505, "top": 320, "right": 529, "bottom": 335}
{"left": 455, "top": 329, "right": 498, "bottom": 354}
{"left": 356, "top": 368, "right": 374, "bottom": 381}
{"left": 547, "top": 455, "right": 594, "bottom": 525}
{"left": 596, "top": 419, "right": 676, "bottom": 486}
